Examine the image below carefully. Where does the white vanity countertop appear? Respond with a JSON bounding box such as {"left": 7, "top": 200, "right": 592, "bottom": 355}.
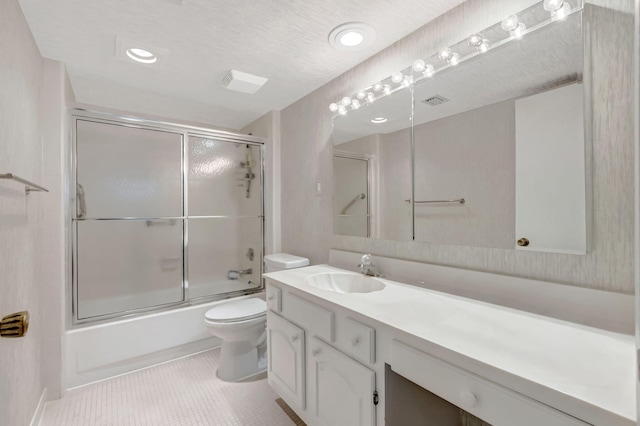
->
{"left": 264, "top": 264, "right": 636, "bottom": 425}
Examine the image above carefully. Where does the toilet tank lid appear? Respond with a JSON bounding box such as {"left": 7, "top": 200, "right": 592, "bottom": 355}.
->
{"left": 205, "top": 298, "right": 266, "bottom": 322}
{"left": 264, "top": 253, "right": 309, "bottom": 269}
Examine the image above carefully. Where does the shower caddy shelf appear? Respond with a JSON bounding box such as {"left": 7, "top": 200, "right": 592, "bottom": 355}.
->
{"left": 0, "top": 173, "right": 49, "bottom": 194}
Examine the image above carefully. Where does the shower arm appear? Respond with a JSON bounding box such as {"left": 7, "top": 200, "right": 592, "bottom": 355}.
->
{"left": 340, "top": 193, "right": 366, "bottom": 215}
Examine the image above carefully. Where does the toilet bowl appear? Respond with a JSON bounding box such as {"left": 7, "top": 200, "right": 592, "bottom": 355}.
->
{"left": 204, "top": 298, "right": 267, "bottom": 382}
{"left": 205, "top": 253, "right": 310, "bottom": 382}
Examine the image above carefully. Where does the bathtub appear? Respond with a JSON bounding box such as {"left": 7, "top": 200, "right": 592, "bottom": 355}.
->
{"left": 66, "top": 292, "right": 264, "bottom": 389}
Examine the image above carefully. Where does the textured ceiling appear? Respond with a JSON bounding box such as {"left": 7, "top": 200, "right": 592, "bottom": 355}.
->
{"left": 18, "top": 0, "right": 466, "bottom": 130}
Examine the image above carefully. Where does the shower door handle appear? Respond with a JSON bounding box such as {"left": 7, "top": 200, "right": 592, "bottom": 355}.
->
{"left": 77, "top": 183, "right": 87, "bottom": 218}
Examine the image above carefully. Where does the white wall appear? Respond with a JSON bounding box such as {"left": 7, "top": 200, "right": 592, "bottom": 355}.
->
{"left": 280, "top": 0, "right": 635, "bottom": 294}
{"left": 40, "top": 59, "right": 75, "bottom": 400}
{"left": 0, "top": 1, "right": 71, "bottom": 424}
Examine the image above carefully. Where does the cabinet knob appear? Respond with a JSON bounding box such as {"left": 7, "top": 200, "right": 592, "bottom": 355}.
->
{"left": 291, "top": 334, "right": 299, "bottom": 342}
{"left": 517, "top": 237, "right": 530, "bottom": 247}
{"left": 267, "top": 296, "right": 275, "bottom": 301}
{"left": 460, "top": 391, "right": 478, "bottom": 408}
{"left": 351, "top": 337, "right": 360, "bottom": 346}
{"left": 312, "top": 348, "right": 322, "bottom": 357}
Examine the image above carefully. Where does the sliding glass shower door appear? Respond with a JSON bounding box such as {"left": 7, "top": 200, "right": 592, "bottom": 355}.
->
{"left": 73, "top": 117, "right": 264, "bottom": 323}
{"left": 187, "top": 137, "right": 263, "bottom": 299}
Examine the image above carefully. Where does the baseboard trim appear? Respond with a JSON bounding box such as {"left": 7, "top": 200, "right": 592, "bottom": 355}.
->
{"left": 29, "top": 388, "right": 48, "bottom": 426}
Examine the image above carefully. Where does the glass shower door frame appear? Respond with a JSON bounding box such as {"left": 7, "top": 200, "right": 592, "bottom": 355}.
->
{"left": 69, "top": 111, "right": 266, "bottom": 326}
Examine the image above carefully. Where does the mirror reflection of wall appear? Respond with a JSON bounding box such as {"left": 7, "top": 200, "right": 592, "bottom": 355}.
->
{"left": 331, "top": 1, "right": 586, "bottom": 254}
{"left": 333, "top": 88, "right": 412, "bottom": 240}
{"left": 333, "top": 153, "right": 370, "bottom": 238}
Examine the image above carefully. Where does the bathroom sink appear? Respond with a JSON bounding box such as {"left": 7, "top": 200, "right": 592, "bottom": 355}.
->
{"left": 306, "top": 272, "right": 385, "bottom": 294}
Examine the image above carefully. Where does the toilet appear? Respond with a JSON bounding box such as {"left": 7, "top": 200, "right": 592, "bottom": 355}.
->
{"left": 204, "top": 253, "right": 309, "bottom": 382}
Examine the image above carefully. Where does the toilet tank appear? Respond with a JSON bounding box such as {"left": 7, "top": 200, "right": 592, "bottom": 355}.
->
{"left": 264, "top": 253, "right": 309, "bottom": 272}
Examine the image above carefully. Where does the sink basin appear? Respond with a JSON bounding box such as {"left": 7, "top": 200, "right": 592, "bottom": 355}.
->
{"left": 306, "top": 272, "right": 385, "bottom": 294}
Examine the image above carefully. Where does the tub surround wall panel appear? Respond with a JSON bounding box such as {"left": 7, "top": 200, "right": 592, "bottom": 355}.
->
{"left": 280, "top": 0, "right": 635, "bottom": 293}
{"left": 241, "top": 111, "right": 282, "bottom": 254}
{"left": 0, "top": 1, "right": 45, "bottom": 425}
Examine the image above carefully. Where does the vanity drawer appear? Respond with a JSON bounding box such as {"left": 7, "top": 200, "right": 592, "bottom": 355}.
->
{"left": 391, "top": 340, "right": 588, "bottom": 426}
{"left": 283, "top": 292, "right": 334, "bottom": 342}
{"left": 336, "top": 317, "right": 375, "bottom": 365}
{"left": 266, "top": 284, "right": 281, "bottom": 312}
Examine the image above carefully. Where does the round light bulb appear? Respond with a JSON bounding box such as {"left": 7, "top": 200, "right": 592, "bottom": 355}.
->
{"left": 341, "top": 96, "right": 351, "bottom": 106}
{"left": 543, "top": 0, "right": 564, "bottom": 11}
{"left": 351, "top": 100, "right": 361, "bottom": 109}
{"left": 468, "top": 34, "right": 483, "bottom": 47}
{"left": 373, "top": 82, "right": 383, "bottom": 92}
{"left": 478, "top": 39, "right": 490, "bottom": 53}
{"left": 339, "top": 31, "right": 364, "bottom": 47}
{"left": 383, "top": 84, "right": 391, "bottom": 95}
{"left": 438, "top": 48, "right": 453, "bottom": 61}
{"left": 551, "top": 2, "right": 571, "bottom": 20}
{"left": 423, "top": 64, "right": 435, "bottom": 77}
{"left": 367, "top": 92, "right": 375, "bottom": 103}
{"left": 501, "top": 15, "right": 519, "bottom": 32}
{"left": 402, "top": 76, "right": 412, "bottom": 88}
{"left": 329, "top": 103, "right": 338, "bottom": 112}
{"left": 448, "top": 53, "right": 460, "bottom": 66}
{"left": 338, "top": 105, "right": 347, "bottom": 115}
{"left": 512, "top": 22, "right": 526, "bottom": 39}
{"left": 412, "top": 59, "right": 426, "bottom": 73}
{"left": 356, "top": 91, "right": 366, "bottom": 100}
{"left": 391, "top": 72, "right": 404, "bottom": 84}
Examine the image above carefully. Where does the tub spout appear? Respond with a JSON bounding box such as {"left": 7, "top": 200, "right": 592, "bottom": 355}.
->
{"left": 227, "top": 268, "right": 253, "bottom": 280}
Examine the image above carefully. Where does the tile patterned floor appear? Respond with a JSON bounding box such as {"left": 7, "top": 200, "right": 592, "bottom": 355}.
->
{"left": 40, "top": 348, "right": 296, "bottom": 426}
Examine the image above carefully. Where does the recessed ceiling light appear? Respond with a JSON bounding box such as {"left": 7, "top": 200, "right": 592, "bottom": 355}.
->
{"left": 340, "top": 31, "right": 364, "bottom": 47}
{"left": 116, "top": 36, "right": 167, "bottom": 68}
{"left": 126, "top": 48, "right": 157, "bottom": 64}
{"left": 329, "top": 22, "right": 375, "bottom": 51}
{"left": 371, "top": 117, "right": 387, "bottom": 124}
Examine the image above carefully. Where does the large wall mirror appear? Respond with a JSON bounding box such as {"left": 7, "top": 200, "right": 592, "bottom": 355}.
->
{"left": 332, "top": 0, "right": 588, "bottom": 254}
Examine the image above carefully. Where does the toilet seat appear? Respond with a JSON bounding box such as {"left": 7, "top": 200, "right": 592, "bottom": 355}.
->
{"left": 205, "top": 298, "right": 266, "bottom": 323}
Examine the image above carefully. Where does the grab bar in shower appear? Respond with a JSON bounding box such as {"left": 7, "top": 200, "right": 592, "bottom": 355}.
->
{"left": 0, "top": 173, "right": 49, "bottom": 194}
{"left": 404, "top": 198, "right": 465, "bottom": 204}
{"left": 340, "top": 193, "right": 366, "bottom": 214}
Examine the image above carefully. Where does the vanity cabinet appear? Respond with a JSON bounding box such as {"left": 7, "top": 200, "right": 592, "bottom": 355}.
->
{"left": 264, "top": 264, "right": 635, "bottom": 426}
{"left": 266, "top": 281, "right": 378, "bottom": 426}
{"left": 309, "top": 337, "right": 376, "bottom": 426}
{"left": 266, "top": 311, "right": 306, "bottom": 410}
{"left": 391, "top": 340, "right": 589, "bottom": 426}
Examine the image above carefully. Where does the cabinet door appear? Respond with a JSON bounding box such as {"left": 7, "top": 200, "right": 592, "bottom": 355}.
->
{"left": 310, "top": 337, "right": 376, "bottom": 426}
{"left": 515, "top": 82, "right": 586, "bottom": 254}
{"left": 267, "top": 311, "right": 305, "bottom": 410}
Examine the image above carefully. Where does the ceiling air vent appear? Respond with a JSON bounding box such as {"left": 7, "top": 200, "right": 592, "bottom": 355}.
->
{"left": 221, "top": 70, "right": 268, "bottom": 94}
{"left": 421, "top": 95, "right": 449, "bottom": 106}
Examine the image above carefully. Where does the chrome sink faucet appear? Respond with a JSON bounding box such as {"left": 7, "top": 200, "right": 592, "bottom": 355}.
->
{"left": 357, "top": 254, "right": 382, "bottom": 277}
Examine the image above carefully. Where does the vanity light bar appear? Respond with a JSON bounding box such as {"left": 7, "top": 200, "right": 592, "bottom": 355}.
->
{"left": 329, "top": 0, "right": 583, "bottom": 117}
